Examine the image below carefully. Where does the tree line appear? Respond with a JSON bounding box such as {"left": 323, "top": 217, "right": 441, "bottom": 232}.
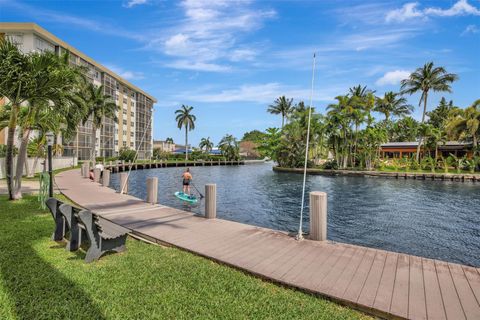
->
{"left": 248, "top": 62, "right": 479, "bottom": 172}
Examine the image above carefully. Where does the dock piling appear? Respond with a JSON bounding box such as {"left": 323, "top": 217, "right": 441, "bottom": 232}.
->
{"left": 146, "top": 177, "right": 158, "bottom": 204}
{"left": 93, "top": 168, "right": 101, "bottom": 183}
{"left": 309, "top": 191, "right": 327, "bottom": 241}
{"left": 102, "top": 169, "right": 110, "bottom": 187}
{"left": 82, "top": 163, "right": 89, "bottom": 178}
{"left": 205, "top": 184, "right": 217, "bottom": 219}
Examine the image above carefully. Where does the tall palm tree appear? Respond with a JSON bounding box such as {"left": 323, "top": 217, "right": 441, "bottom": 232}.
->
{"left": 218, "top": 134, "right": 239, "bottom": 161}
{"left": 82, "top": 83, "right": 118, "bottom": 165}
{"left": 374, "top": 92, "right": 413, "bottom": 121}
{"left": 175, "top": 105, "right": 196, "bottom": 161}
{"left": 199, "top": 137, "right": 213, "bottom": 153}
{"left": 0, "top": 39, "right": 85, "bottom": 200}
{"left": 400, "top": 62, "right": 458, "bottom": 161}
{"left": 446, "top": 99, "right": 480, "bottom": 156}
{"left": 165, "top": 137, "right": 174, "bottom": 144}
{"left": 268, "top": 96, "right": 293, "bottom": 128}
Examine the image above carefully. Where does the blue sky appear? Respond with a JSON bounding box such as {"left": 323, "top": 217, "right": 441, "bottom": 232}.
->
{"left": 1, "top": 0, "right": 479, "bottom": 145}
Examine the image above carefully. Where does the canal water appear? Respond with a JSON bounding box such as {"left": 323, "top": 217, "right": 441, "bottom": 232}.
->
{"left": 111, "top": 163, "right": 480, "bottom": 267}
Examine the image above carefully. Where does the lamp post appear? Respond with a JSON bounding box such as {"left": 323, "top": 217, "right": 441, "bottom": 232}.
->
{"left": 46, "top": 132, "right": 54, "bottom": 198}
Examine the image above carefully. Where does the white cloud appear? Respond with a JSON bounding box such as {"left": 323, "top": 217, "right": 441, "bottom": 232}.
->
{"left": 386, "top": 3, "right": 423, "bottom": 23}
{"left": 165, "top": 60, "right": 231, "bottom": 72}
{"left": 386, "top": 0, "right": 480, "bottom": 22}
{"left": 124, "top": 0, "right": 148, "bottom": 8}
{"left": 177, "top": 83, "right": 336, "bottom": 104}
{"left": 146, "top": 0, "right": 275, "bottom": 72}
{"left": 105, "top": 64, "right": 145, "bottom": 80}
{"left": 461, "top": 24, "right": 479, "bottom": 35}
{"left": 1, "top": 1, "right": 144, "bottom": 41}
{"left": 425, "top": 0, "right": 480, "bottom": 16}
{"left": 375, "top": 70, "right": 411, "bottom": 86}
{"left": 230, "top": 49, "right": 257, "bottom": 62}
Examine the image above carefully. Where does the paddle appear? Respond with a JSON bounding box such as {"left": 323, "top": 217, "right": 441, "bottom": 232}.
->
{"left": 191, "top": 181, "right": 204, "bottom": 199}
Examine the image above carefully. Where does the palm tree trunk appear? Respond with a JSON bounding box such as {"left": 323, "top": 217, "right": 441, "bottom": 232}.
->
{"left": 416, "top": 92, "right": 428, "bottom": 162}
{"left": 5, "top": 106, "right": 19, "bottom": 200}
{"left": 13, "top": 128, "right": 31, "bottom": 200}
{"left": 185, "top": 125, "right": 188, "bottom": 161}
{"left": 91, "top": 123, "right": 97, "bottom": 166}
{"left": 473, "top": 135, "right": 478, "bottom": 157}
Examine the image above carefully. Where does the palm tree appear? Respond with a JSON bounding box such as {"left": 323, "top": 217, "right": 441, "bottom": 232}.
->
{"left": 175, "top": 105, "right": 196, "bottom": 161}
{"left": 401, "top": 62, "right": 458, "bottom": 161}
{"left": 82, "top": 83, "right": 118, "bottom": 165}
{"left": 268, "top": 96, "right": 293, "bottom": 128}
{"left": 218, "top": 134, "right": 239, "bottom": 161}
{"left": 199, "top": 137, "right": 214, "bottom": 153}
{"left": 374, "top": 92, "right": 413, "bottom": 121}
{"left": 446, "top": 99, "right": 480, "bottom": 156}
{"left": 0, "top": 39, "right": 85, "bottom": 200}
{"left": 165, "top": 137, "right": 174, "bottom": 144}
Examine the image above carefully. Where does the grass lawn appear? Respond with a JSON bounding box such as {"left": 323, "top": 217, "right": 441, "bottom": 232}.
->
{"left": 0, "top": 195, "right": 369, "bottom": 320}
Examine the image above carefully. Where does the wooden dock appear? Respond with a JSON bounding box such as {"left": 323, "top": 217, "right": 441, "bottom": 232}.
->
{"left": 56, "top": 169, "right": 480, "bottom": 320}
{"left": 101, "top": 159, "right": 245, "bottom": 173}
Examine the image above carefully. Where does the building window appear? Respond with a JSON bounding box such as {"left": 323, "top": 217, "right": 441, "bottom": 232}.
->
{"left": 130, "top": 132, "right": 134, "bottom": 137}
{"left": 123, "top": 120, "right": 127, "bottom": 125}
{"left": 131, "top": 112, "right": 134, "bottom": 117}
{"left": 123, "top": 109, "right": 127, "bottom": 115}
{"left": 130, "top": 142, "right": 134, "bottom": 147}
{"left": 35, "top": 36, "right": 54, "bottom": 52}
{"left": 123, "top": 130, "right": 127, "bottom": 136}
{"left": 123, "top": 141, "right": 127, "bottom": 147}
{"left": 7, "top": 33, "right": 23, "bottom": 45}
{"left": 123, "top": 98, "right": 127, "bottom": 104}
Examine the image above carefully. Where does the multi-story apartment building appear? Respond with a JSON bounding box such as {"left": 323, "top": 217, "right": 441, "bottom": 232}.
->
{"left": 0, "top": 23, "right": 156, "bottom": 160}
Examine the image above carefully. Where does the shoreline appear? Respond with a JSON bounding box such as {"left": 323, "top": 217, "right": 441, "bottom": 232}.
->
{"left": 272, "top": 166, "right": 480, "bottom": 182}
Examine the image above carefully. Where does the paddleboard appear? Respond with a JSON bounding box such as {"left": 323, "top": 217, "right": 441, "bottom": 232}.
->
{"left": 175, "top": 191, "right": 198, "bottom": 204}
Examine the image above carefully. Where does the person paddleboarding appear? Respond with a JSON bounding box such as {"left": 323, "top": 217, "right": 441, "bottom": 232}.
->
{"left": 182, "top": 168, "right": 193, "bottom": 196}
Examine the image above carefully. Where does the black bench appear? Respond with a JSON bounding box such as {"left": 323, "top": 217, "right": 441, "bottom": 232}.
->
{"left": 46, "top": 198, "right": 69, "bottom": 241}
{"left": 58, "top": 203, "right": 88, "bottom": 252}
{"left": 46, "top": 198, "right": 129, "bottom": 263}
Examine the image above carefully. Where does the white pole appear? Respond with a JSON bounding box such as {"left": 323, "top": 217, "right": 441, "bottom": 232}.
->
{"left": 297, "top": 53, "right": 317, "bottom": 241}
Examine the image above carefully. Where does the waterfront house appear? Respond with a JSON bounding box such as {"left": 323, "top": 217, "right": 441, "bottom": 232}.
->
{"left": 380, "top": 141, "right": 473, "bottom": 159}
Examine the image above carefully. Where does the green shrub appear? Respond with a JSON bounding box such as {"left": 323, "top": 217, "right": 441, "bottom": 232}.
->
{"left": 321, "top": 160, "right": 338, "bottom": 170}
{"left": 119, "top": 148, "right": 137, "bottom": 162}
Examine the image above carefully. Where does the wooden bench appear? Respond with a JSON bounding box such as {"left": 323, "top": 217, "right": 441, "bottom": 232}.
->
{"left": 46, "top": 198, "right": 129, "bottom": 263}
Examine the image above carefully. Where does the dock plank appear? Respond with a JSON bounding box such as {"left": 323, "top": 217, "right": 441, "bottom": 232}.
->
{"left": 436, "top": 260, "right": 465, "bottom": 320}
{"left": 390, "top": 253, "right": 410, "bottom": 318}
{"left": 357, "top": 250, "right": 386, "bottom": 308}
{"left": 422, "top": 258, "right": 447, "bottom": 320}
{"left": 408, "top": 255, "right": 427, "bottom": 320}
{"left": 449, "top": 263, "right": 480, "bottom": 319}
{"left": 373, "top": 251, "right": 398, "bottom": 313}
{"left": 343, "top": 249, "right": 376, "bottom": 304}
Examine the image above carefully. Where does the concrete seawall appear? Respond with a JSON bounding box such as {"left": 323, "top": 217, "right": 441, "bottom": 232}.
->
{"left": 273, "top": 166, "right": 480, "bottom": 182}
